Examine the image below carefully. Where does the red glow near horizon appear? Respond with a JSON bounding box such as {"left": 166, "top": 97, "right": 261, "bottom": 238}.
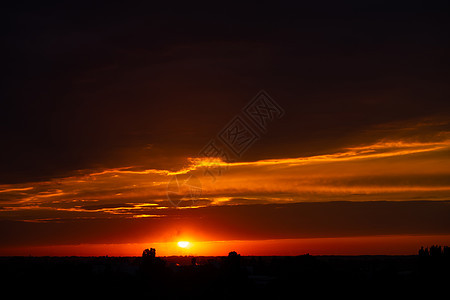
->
{"left": 2, "top": 235, "right": 450, "bottom": 257}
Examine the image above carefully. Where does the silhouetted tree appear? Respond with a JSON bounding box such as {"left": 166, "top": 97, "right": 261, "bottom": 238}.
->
{"left": 227, "top": 251, "right": 241, "bottom": 269}
{"left": 223, "top": 251, "right": 242, "bottom": 277}
{"left": 142, "top": 248, "right": 156, "bottom": 260}
{"left": 430, "top": 245, "right": 442, "bottom": 257}
{"left": 419, "top": 246, "right": 427, "bottom": 257}
{"left": 444, "top": 246, "right": 450, "bottom": 257}
{"left": 419, "top": 246, "right": 430, "bottom": 257}
{"left": 139, "top": 248, "right": 166, "bottom": 280}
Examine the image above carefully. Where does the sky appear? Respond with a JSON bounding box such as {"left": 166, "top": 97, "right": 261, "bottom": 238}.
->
{"left": 1, "top": 1, "right": 450, "bottom": 256}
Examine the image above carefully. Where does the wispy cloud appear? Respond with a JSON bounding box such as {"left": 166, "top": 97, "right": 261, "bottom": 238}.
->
{"left": 1, "top": 128, "right": 449, "bottom": 225}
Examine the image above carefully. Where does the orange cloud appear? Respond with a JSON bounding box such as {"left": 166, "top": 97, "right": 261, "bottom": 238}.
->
{"left": 0, "top": 136, "right": 449, "bottom": 247}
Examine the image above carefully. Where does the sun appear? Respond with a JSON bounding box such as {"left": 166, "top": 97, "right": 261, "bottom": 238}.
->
{"left": 177, "top": 241, "right": 190, "bottom": 248}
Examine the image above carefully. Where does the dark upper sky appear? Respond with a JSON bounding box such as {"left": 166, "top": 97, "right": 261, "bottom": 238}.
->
{"left": 3, "top": 1, "right": 450, "bottom": 183}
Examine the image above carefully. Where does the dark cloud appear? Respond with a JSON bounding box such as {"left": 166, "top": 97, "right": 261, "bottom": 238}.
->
{"left": 1, "top": 201, "right": 449, "bottom": 246}
{"left": 2, "top": 1, "right": 450, "bottom": 183}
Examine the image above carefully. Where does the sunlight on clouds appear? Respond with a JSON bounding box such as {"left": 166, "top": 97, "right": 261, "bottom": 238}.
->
{"left": 0, "top": 136, "right": 449, "bottom": 223}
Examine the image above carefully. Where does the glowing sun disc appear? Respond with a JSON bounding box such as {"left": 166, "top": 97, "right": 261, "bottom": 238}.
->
{"left": 177, "top": 241, "right": 190, "bottom": 248}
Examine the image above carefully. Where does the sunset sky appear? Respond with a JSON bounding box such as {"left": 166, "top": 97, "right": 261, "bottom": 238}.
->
{"left": 2, "top": 1, "right": 450, "bottom": 256}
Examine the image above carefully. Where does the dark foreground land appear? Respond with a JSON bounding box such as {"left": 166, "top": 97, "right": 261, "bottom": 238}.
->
{"left": 1, "top": 253, "right": 449, "bottom": 299}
